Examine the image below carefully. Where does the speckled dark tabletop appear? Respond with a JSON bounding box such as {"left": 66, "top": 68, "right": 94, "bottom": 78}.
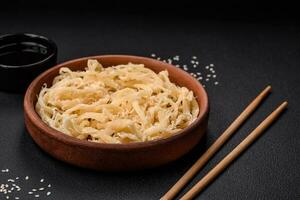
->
{"left": 0, "top": 10, "right": 299, "bottom": 200}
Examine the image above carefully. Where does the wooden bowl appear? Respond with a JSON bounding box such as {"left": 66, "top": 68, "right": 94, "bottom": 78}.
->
{"left": 24, "top": 55, "right": 209, "bottom": 171}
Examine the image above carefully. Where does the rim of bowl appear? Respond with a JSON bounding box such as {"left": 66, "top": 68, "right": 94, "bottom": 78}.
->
{"left": 0, "top": 33, "right": 57, "bottom": 68}
{"left": 24, "top": 55, "right": 209, "bottom": 150}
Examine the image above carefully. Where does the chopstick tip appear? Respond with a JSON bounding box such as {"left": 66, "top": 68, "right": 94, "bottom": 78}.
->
{"left": 277, "top": 101, "right": 288, "bottom": 111}
{"left": 266, "top": 85, "right": 272, "bottom": 91}
{"left": 282, "top": 101, "right": 288, "bottom": 107}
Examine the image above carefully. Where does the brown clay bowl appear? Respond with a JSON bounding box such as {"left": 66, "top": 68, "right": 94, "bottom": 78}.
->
{"left": 24, "top": 55, "right": 209, "bottom": 171}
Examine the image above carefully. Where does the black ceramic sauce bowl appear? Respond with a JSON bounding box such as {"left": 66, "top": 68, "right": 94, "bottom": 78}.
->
{"left": 0, "top": 33, "right": 57, "bottom": 93}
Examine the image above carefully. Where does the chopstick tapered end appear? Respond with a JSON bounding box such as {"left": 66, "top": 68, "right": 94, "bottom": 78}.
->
{"left": 265, "top": 85, "right": 272, "bottom": 92}
{"left": 281, "top": 101, "right": 288, "bottom": 108}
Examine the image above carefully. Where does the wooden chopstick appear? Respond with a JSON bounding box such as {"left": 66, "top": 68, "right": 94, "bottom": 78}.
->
{"left": 180, "top": 101, "right": 288, "bottom": 200}
{"left": 161, "top": 86, "right": 272, "bottom": 200}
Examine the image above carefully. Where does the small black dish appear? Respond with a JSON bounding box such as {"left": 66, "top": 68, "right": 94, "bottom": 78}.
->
{"left": 0, "top": 33, "right": 57, "bottom": 93}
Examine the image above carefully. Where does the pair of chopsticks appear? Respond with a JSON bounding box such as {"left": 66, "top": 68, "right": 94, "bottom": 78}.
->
{"left": 161, "top": 85, "right": 287, "bottom": 200}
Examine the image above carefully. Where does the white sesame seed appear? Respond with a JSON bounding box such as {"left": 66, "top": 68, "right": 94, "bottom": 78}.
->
{"left": 214, "top": 81, "right": 219, "bottom": 85}
{"left": 167, "top": 59, "right": 172, "bottom": 64}
{"left": 206, "top": 78, "right": 210, "bottom": 81}
{"left": 17, "top": 188, "right": 20, "bottom": 191}
{"left": 7, "top": 179, "right": 15, "bottom": 183}
{"left": 25, "top": 176, "right": 29, "bottom": 180}
{"left": 205, "top": 66, "right": 209, "bottom": 69}
{"left": 192, "top": 56, "right": 197, "bottom": 59}
{"left": 210, "top": 64, "right": 214, "bottom": 67}
{"left": 6, "top": 169, "right": 9, "bottom": 172}
{"left": 196, "top": 72, "right": 201, "bottom": 75}
{"left": 173, "top": 55, "right": 180, "bottom": 61}
{"left": 1, "top": 170, "right": 6, "bottom": 172}
{"left": 207, "top": 74, "right": 211, "bottom": 77}
{"left": 28, "top": 192, "right": 33, "bottom": 194}
{"left": 203, "top": 85, "right": 206, "bottom": 88}
{"left": 15, "top": 197, "right": 19, "bottom": 200}
{"left": 15, "top": 177, "right": 19, "bottom": 180}
{"left": 175, "top": 65, "right": 180, "bottom": 68}
{"left": 193, "top": 65, "right": 197, "bottom": 68}
{"left": 191, "top": 60, "right": 195, "bottom": 64}
{"left": 151, "top": 53, "right": 156, "bottom": 57}
{"left": 35, "top": 194, "right": 39, "bottom": 198}
{"left": 32, "top": 189, "right": 37, "bottom": 191}
{"left": 46, "top": 191, "right": 51, "bottom": 196}
{"left": 47, "top": 184, "right": 51, "bottom": 188}
{"left": 213, "top": 75, "right": 216, "bottom": 78}
{"left": 197, "top": 77, "right": 202, "bottom": 80}
{"left": 156, "top": 57, "right": 161, "bottom": 60}
{"left": 6, "top": 196, "right": 9, "bottom": 199}
{"left": 39, "top": 188, "right": 44, "bottom": 191}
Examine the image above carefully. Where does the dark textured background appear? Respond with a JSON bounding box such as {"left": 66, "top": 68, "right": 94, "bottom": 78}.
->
{"left": 0, "top": 3, "right": 300, "bottom": 199}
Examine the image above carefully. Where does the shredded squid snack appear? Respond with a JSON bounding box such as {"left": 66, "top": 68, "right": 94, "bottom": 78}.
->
{"left": 36, "top": 60, "right": 199, "bottom": 144}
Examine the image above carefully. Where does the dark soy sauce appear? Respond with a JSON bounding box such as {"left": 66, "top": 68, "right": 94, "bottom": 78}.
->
{"left": 0, "top": 51, "right": 47, "bottom": 66}
{"left": 0, "top": 42, "right": 50, "bottom": 67}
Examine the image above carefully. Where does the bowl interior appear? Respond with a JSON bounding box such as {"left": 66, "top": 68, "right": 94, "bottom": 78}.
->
{"left": 25, "top": 55, "right": 208, "bottom": 148}
{"left": 0, "top": 33, "right": 57, "bottom": 67}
